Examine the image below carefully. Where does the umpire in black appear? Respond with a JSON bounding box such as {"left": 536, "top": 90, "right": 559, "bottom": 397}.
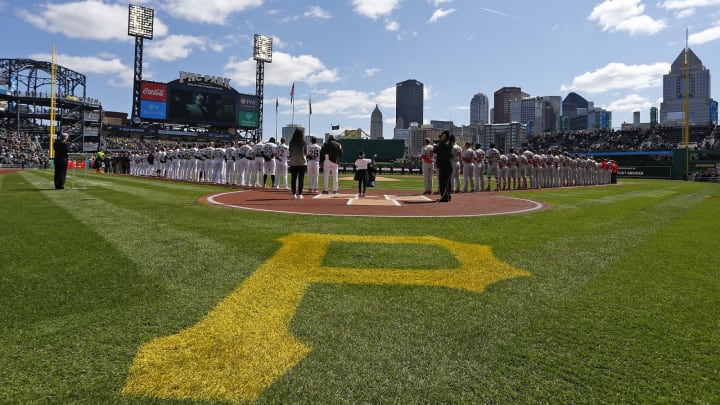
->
{"left": 54, "top": 133, "right": 70, "bottom": 189}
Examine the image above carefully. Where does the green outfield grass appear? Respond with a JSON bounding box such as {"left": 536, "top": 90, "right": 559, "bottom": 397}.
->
{"left": 1, "top": 169, "right": 718, "bottom": 404}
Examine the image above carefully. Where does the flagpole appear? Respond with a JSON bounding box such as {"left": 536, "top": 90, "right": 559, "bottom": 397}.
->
{"left": 308, "top": 95, "right": 312, "bottom": 138}
{"left": 275, "top": 94, "right": 278, "bottom": 139}
{"left": 290, "top": 82, "right": 295, "bottom": 126}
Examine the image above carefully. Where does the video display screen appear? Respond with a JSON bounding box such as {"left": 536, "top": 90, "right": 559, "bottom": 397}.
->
{"left": 167, "top": 87, "right": 238, "bottom": 126}
{"left": 140, "top": 100, "right": 167, "bottom": 120}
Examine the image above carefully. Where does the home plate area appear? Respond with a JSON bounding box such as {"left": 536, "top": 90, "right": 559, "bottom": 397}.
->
{"left": 203, "top": 187, "right": 546, "bottom": 218}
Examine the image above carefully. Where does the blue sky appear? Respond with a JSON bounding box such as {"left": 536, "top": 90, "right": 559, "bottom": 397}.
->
{"left": 2, "top": 0, "right": 720, "bottom": 140}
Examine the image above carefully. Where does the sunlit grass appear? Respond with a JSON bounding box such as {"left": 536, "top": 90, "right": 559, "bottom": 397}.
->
{"left": 0, "top": 169, "right": 718, "bottom": 403}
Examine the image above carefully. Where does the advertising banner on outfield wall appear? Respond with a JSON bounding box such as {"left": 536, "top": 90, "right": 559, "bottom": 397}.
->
{"left": 617, "top": 165, "right": 672, "bottom": 179}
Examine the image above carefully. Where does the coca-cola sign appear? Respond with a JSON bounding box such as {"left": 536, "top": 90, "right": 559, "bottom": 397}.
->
{"left": 140, "top": 81, "right": 167, "bottom": 102}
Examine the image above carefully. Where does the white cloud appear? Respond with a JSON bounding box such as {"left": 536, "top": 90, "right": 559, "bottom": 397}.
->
{"left": 310, "top": 89, "right": 378, "bottom": 119}
{"left": 431, "top": 0, "right": 453, "bottom": 6}
{"left": 30, "top": 52, "right": 133, "bottom": 87}
{"left": 18, "top": 1, "right": 168, "bottom": 41}
{"left": 658, "top": 0, "right": 720, "bottom": 18}
{"left": 352, "top": 0, "right": 401, "bottom": 20}
{"left": 479, "top": 7, "right": 519, "bottom": 19}
{"left": 385, "top": 20, "right": 400, "bottom": 31}
{"left": 560, "top": 62, "right": 669, "bottom": 94}
{"left": 428, "top": 8, "right": 456, "bottom": 23}
{"left": 676, "top": 8, "right": 695, "bottom": 17}
{"left": 145, "top": 35, "right": 222, "bottom": 61}
{"left": 224, "top": 51, "right": 339, "bottom": 89}
{"left": 377, "top": 87, "right": 397, "bottom": 108}
{"left": 659, "top": 0, "right": 720, "bottom": 10}
{"left": 364, "top": 68, "right": 380, "bottom": 77}
{"left": 304, "top": 6, "right": 332, "bottom": 19}
{"left": 603, "top": 93, "right": 654, "bottom": 113}
{"left": 160, "top": 0, "right": 263, "bottom": 24}
{"left": 588, "top": 0, "right": 666, "bottom": 35}
{"left": 689, "top": 23, "right": 720, "bottom": 44}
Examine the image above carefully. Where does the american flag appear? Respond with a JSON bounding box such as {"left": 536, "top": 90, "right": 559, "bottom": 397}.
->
{"left": 290, "top": 82, "right": 294, "bottom": 104}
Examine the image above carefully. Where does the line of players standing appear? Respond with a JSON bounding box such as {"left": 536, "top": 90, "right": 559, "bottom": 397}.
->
{"left": 127, "top": 137, "right": 325, "bottom": 191}
{"left": 421, "top": 137, "right": 618, "bottom": 193}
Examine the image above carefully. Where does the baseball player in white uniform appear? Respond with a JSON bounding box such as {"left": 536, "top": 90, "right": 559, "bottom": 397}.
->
{"left": 224, "top": 143, "right": 237, "bottom": 184}
{"left": 507, "top": 149, "right": 519, "bottom": 190}
{"left": 274, "top": 137, "right": 290, "bottom": 189}
{"left": 210, "top": 143, "right": 226, "bottom": 184}
{"left": 261, "top": 137, "right": 277, "bottom": 189}
{"left": 518, "top": 149, "right": 529, "bottom": 189}
{"left": 237, "top": 141, "right": 253, "bottom": 187}
{"left": 306, "top": 136, "right": 321, "bottom": 193}
{"left": 499, "top": 152, "right": 509, "bottom": 190}
{"left": 474, "top": 144, "right": 485, "bottom": 192}
{"left": 485, "top": 143, "right": 501, "bottom": 191}
{"left": 201, "top": 143, "right": 214, "bottom": 183}
{"left": 451, "top": 137, "right": 462, "bottom": 193}
{"left": 461, "top": 142, "right": 475, "bottom": 193}
{"left": 252, "top": 140, "right": 265, "bottom": 187}
{"left": 420, "top": 137, "right": 435, "bottom": 195}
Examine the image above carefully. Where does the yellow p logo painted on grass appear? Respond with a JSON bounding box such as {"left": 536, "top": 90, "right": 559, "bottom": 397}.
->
{"left": 123, "top": 233, "right": 530, "bottom": 403}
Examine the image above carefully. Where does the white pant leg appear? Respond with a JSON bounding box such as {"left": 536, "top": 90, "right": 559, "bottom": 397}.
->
{"left": 308, "top": 161, "right": 319, "bottom": 190}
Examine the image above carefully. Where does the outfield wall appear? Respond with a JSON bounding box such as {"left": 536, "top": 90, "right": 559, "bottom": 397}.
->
{"left": 335, "top": 139, "right": 405, "bottom": 165}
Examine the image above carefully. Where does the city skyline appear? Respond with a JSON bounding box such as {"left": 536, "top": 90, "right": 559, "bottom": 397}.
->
{"left": 2, "top": 0, "right": 719, "bottom": 139}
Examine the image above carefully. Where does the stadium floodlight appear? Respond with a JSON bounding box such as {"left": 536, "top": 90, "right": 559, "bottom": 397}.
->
{"left": 128, "top": 4, "right": 154, "bottom": 39}
{"left": 128, "top": 4, "right": 154, "bottom": 123}
{"left": 253, "top": 34, "right": 273, "bottom": 63}
{"left": 253, "top": 34, "right": 272, "bottom": 142}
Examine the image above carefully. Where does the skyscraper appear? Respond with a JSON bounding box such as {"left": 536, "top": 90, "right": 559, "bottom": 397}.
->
{"left": 562, "top": 92, "right": 589, "bottom": 119}
{"left": 521, "top": 96, "right": 562, "bottom": 133}
{"left": 370, "top": 104, "right": 383, "bottom": 139}
{"left": 395, "top": 79, "right": 424, "bottom": 130}
{"left": 494, "top": 87, "right": 527, "bottom": 124}
{"left": 660, "top": 48, "right": 712, "bottom": 125}
{"left": 562, "top": 92, "right": 611, "bottom": 130}
{"left": 470, "top": 93, "right": 489, "bottom": 125}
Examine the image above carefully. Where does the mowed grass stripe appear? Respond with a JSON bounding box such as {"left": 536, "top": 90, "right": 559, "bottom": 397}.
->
{"left": 3, "top": 171, "right": 718, "bottom": 403}
{"left": 26, "top": 169, "right": 219, "bottom": 206}
{"left": 20, "top": 170, "right": 256, "bottom": 298}
{"left": 492, "top": 186, "right": 720, "bottom": 403}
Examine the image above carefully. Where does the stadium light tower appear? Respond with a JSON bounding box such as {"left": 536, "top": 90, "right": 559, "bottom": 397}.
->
{"left": 253, "top": 34, "right": 272, "bottom": 142}
{"left": 128, "top": 4, "right": 154, "bottom": 125}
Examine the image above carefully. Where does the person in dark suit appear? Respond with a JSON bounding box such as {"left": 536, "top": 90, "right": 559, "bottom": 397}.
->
{"left": 435, "top": 130, "right": 453, "bottom": 202}
{"left": 54, "top": 133, "right": 70, "bottom": 189}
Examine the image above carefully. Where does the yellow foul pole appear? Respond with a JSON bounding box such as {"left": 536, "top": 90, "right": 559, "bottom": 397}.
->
{"left": 684, "top": 30, "right": 690, "bottom": 179}
{"left": 50, "top": 46, "right": 57, "bottom": 159}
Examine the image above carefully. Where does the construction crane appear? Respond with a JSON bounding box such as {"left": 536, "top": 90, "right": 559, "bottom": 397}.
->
{"left": 343, "top": 128, "right": 371, "bottom": 139}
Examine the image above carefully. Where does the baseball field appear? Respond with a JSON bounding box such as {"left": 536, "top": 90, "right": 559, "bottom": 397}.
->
{"left": 1, "top": 168, "right": 718, "bottom": 404}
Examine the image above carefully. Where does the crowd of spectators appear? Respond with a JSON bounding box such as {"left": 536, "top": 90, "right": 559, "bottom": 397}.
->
{"left": 0, "top": 129, "right": 49, "bottom": 167}
{"left": 1, "top": 124, "right": 718, "bottom": 170}
{"left": 527, "top": 125, "right": 718, "bottom": 153}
